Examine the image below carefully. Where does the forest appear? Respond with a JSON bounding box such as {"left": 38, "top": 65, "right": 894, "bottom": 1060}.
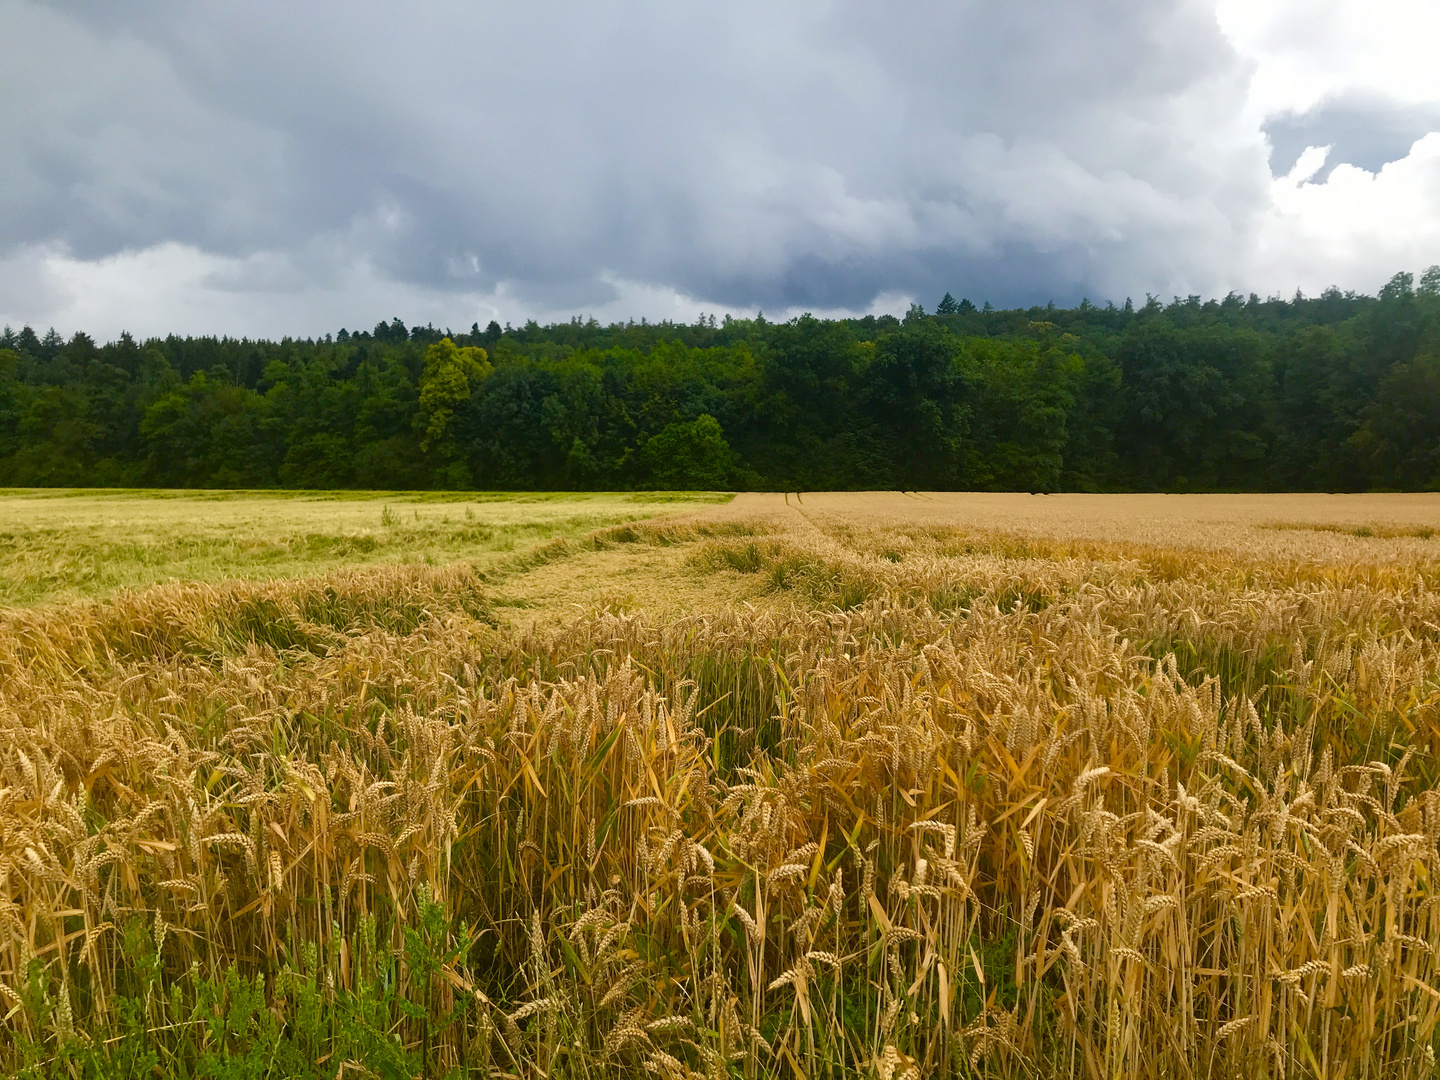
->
{"left": 3, "top": 268, "right": 1439, "bottom": 493}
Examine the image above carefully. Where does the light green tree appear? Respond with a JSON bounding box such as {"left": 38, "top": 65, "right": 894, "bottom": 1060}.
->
{"left": 418, "top": 338, "right": 491, "bottom": 451}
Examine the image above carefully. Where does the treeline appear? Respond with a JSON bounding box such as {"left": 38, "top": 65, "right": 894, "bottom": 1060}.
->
{"left": 3, "top": 269, "right": 1440, "bottom": 492}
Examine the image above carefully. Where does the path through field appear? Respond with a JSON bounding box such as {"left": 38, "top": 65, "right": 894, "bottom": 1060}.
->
{"left": 496, "top": 490, "right": 1440, "bottom": 622}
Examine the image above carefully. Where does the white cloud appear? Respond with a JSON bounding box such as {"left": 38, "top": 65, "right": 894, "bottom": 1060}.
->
{"left": 1216, "top": 0, "right": 1440, "bottom": 119}
{"left": 0, "top": 241, "right": 903, "bottom": 341}
{"left": 1212, "top": 1, "right": 1440, "bottom": 297}
{"left": 1254, "top": 134, "right": 1440, "bottom": 294}
{"left": 0, "top": 242, "right": 484, "bottom": 339}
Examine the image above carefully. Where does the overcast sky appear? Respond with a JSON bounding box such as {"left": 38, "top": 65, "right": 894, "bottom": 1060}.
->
{"left": 2, "top": 0, "right": 1439, "bottom": 339}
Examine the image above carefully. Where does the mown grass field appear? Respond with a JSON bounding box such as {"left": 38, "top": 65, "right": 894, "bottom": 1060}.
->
{"left": 0, "top": 489, "right": 729, "bottom": 607}
{"left": 6, "top": 491, "right": 1440, "bottom": 1079}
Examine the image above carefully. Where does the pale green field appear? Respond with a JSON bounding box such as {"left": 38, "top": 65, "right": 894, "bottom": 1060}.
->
{"left": 0, "top": 488, "right": 730, "bottom": 607}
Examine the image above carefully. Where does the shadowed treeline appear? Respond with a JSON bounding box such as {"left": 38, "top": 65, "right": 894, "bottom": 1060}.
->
{"left": 3, "top": 268, "right": 1440, "bottom": 492}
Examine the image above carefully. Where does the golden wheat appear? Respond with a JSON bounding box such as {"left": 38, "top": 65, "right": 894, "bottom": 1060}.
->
{"left": 5, "top": 496, "right": 1440, "bottom": 1077}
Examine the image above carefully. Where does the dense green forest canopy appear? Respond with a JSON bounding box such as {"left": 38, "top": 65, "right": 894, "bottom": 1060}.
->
{"left": 4, "top": 269, "right": 1440, "bottom": 492}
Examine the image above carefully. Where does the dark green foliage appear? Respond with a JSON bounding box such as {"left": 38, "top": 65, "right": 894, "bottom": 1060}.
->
{"left": 864, "top": 320, "right": 972, "bottom": 488}
{"left": 1354, "top": 351, "right": 1440, "bottom": 489}
{"left": 1115, "top": 319, "right": 1270, "bottom": 489}
{"left": 638, "top": 413, "right": 733, "bottom": 488}
{"left": 141, "top": 372, "right": 283, "bottom": 488}
{"left": 4, "top": 268, "right": 1440, "bottom": 491}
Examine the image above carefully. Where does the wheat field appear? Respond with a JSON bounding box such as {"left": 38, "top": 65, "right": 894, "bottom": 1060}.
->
{"left": 6, "top": 492, "right": 1440, "bottom": 1078}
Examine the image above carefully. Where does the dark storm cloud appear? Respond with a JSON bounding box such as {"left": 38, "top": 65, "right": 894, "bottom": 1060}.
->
{"left": 1265, "top": 94, "right": 1440, "bottom": 180}
{"left": 1, "top": 0, "right": 1269, "bottom": 318}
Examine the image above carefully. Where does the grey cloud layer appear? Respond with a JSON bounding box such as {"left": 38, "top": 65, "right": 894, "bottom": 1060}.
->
{"left": 1265, "top": 94, "right": 1440, "bottom": 180}
{"left": 4, "top": 1, "right": 1277, "bottom": 316}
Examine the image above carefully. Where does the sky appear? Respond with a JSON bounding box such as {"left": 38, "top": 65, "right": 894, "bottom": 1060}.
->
{"left": 1, "top": 0, "right": 1439, "bottom": 340}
